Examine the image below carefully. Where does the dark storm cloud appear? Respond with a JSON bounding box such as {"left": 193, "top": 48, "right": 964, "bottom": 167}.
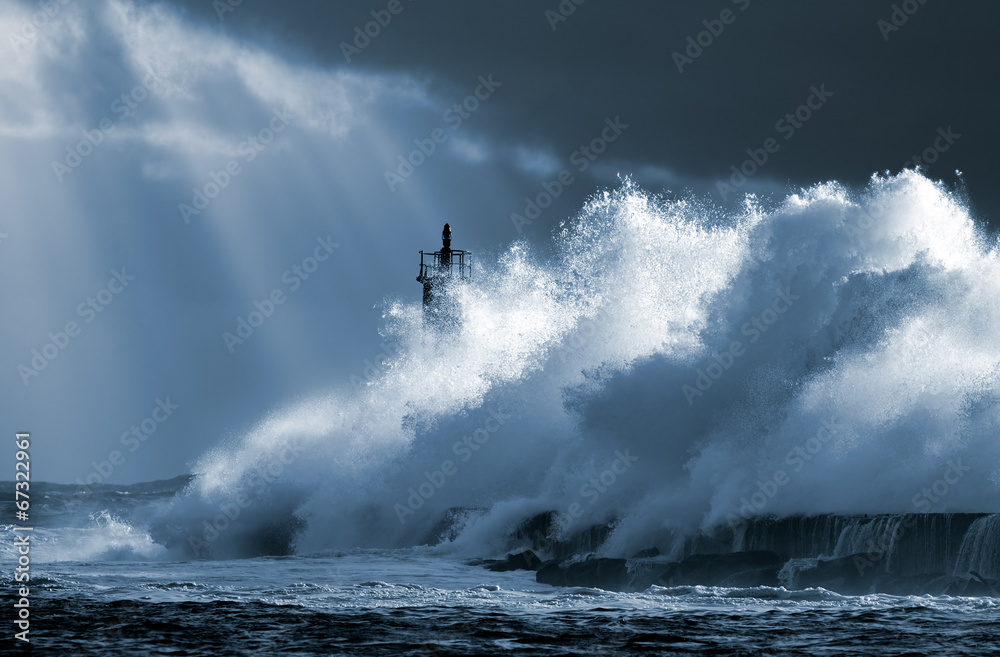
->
{"left": 169, "top": 0, "right": 998, "bottom": 224}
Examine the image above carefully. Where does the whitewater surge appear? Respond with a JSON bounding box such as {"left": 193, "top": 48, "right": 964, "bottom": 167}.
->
{"left": 150, "top": 170, "right": 1000, "bottom": 561}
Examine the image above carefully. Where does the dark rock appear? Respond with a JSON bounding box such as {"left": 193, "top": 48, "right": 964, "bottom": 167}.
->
{"left": 876, "top": 573, "right": 949, "bottom": 596}
{"left": 674, "top": 551, "right": 784, "bottom": 587}
{"left": 631, "top": 547, "right": 660, "bottom": 559}
{"left": 423, "top": 507, "right": 486, "bottom": 545}
{"left": 511, "top": 512, "right": 558, "bottom": 552}
{"left": 916, "top": 574, "right": 998, "bottom": 597}
{"left": 487, "top": 550, "right": 542, "bottom": 572}
{"left": 795, "top": 553, "right": 880, "bottom": 595}
{"left": 536, "top": 557, "right": 629, "bottom": 591}
{"left": 878, "top": 572, "right": 1000, "bottom": 597}
{"left": 925, "top": 575, "right": 969, "bottom": 596}
{"left": 648, "top": 563, "right": 680, "bottom": 589}
{"left": 726, "top": 513, "right": 989, "bottom": 578}
{"left": 629, "top": 551, "right": 784, "bottom": 590}
{"left": 508, "top": 512, "right": 613, "bottom": 559}
{"left": 624, "top": 560, "right": 673, "bottom": 590}
{"left": 536, "top": 560, "right": 567, "bottom": 587}
{"left": 507, "top": 511, "right": 1000, "bottom": 595}
{"left": 950, "top": 575, "right": 993, "bottom": 596}
{"left": 538, "top": 551, "right": 786, "bottom": 591}
{"left": 969, "top": 570, "right": 1000, "bottom": 596}
{"left": 553, "top": 524, "right": 614, "bottom": 559}
{"left": 719, "top": 567, "right": 781, "bottom": 588}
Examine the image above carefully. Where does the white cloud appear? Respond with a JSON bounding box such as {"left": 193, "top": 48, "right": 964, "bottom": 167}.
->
{"left": 0, "top": 1, "right": 89, "bottom": 138}
{"left": 513, "top": 146, "right": 559, "bottom": 176}
{"left": 113, "top": 121, "right": 248, "bottom": 159}
{"left": 0, "top": 0, "right": 429, "bottom": 156}
{"left": 449, "top": 136, "right": 489, "bottom": 164}
{"left": 139, "top": 158, "right": 174, "bottom": 181}
{"left": 104, "top": 0, "right": 423, "bottom": 148}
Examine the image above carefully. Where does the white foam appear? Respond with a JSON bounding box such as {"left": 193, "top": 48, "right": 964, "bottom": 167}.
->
{"left": 162, "top": 171, "right": 999, "bottom": 560}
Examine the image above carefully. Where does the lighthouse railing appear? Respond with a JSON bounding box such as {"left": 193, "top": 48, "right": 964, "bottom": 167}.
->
{"left": 418, "top": 249, "right": 472, "bottom": 280}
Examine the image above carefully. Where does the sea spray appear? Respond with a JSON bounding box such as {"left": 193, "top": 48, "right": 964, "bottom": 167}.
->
{"left": 146, "top": 171, "right": 1000, "bottom": 563}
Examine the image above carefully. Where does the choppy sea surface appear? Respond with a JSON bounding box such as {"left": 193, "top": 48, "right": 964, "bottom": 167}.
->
{"left": 3, "top": 548, "right": 997, "bottom": 656}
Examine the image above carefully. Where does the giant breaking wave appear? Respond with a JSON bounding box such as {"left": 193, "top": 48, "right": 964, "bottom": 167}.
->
{"left": 145, "top": 170, "right": 1000, "bottom": 564}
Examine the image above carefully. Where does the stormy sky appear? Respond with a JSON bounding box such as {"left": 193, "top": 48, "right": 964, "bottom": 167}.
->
{"left": 3, "top": 0, "right": 997, "bottom": 484}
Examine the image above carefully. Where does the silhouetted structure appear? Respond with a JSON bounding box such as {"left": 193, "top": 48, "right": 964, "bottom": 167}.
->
{"left": 417, "top": 224, "right": 471, "bottom": 314}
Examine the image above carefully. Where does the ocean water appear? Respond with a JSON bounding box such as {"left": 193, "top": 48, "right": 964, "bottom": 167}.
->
{"left": 7, "top": 171, "right": 1000, "bottom": 653}
{"left": 6, "top": 477, "right": 1000, "bottom": 657}
{"left": 8, "top": 531, "right": 1000, "bottom": 655}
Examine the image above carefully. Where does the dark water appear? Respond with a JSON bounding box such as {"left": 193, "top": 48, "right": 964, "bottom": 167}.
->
{"left": 11, "top": 592, "right": 1000, "bottom": 656}
{"left": 3, "top": 478, "right": 1000, "bottom": 655}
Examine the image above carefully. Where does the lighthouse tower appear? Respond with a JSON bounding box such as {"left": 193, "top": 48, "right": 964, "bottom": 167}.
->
{"left": 417, "top": 223, "right": 471, "bottom": 316}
